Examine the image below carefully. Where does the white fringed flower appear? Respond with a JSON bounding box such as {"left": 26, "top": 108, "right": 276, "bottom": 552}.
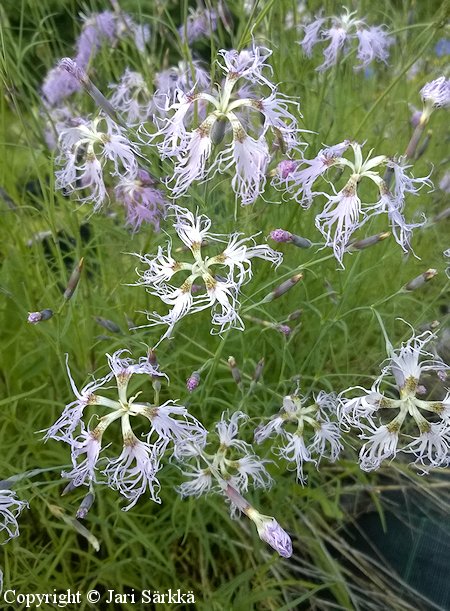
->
{"left": 0, "top": 488, "right": 29, "bottom": 545}
{"left": 56, "top": 114, "right": 139, "bottom": 210}
{"left": 255, "top": 391, "right": 342, "bottom": 484}
{"left": 135, "top": 206, "right": 282, "bottom": 343}
{"left": 340, "top": 328, "right": 450, "bottom": 471}
{"left": 46, "top": 351, "right": 205, "bottom": 508}
{"left": 280, "top": 141, "right": 431, "bottom": 265}
{"left": 147, "top": 44, "right": 302, "bottom": 204}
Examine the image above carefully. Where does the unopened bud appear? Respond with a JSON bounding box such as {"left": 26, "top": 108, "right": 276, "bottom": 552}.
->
{"left": 403, "top": 268, "right": 437, "bottom": 291}
{"left": 324, "top": 279, "right": 339, "bottom": 304}
{"left": 227, "top": 356, "right": 241, "bottom": 385}
{"left": 270, "top": 228, "right": 292, "bottom": 243}
{"left": 349, "top": 232, "right": 390, "bottom": 251}
{"left": 269, "top": 229, "right": 311, "bottom": 248}
{"left": 94, "top": 317, "right": 122, "bottom": 334}
{"left": 76, "top": 491, "right": 95, "bottom": 519}
{"left": 27, "top": 309, "right": 53, "bottom": 324}
{"left": 246, "top": 508, "right": 293, "bottom": 558}
{"left": 262, "top": 273, "right": 303, "bottom": 303}
{"left": 59, "top": 58, "right": 125, "bottom": 127}
{"left": 186, "top": 371, "right": 200, "bottom": 392}
{"left": 276, "top": 324, "right": 291, "bottom": 336}
{"left": 288, "top": 309, "right": 302, "bottom": 321}
{"left": 211, "top": 117, "right": 227, "bottom": 145}
{"left": 275, "top": 159, "right": 297, "bottom": 179}
{"left": 252, "top": 358, "right": 265, "bottom": 383}
{"left": 61, "top": 481, "right": 77, "bottom": 496}
{"left": 147, "top": 349, "right": 158, "bottom": 367}
{"left": 63, "top": 257, "right": 84, "bottom": 300}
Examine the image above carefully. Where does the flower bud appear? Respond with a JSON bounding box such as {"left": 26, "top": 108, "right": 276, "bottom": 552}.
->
{"left": 94, "top": 316, "right": 122, "bottom": 334}
{"left": 76, "top": 491, "right": 95, "bottom": 519}
{"left": 27, "top": 309, "right": 53, "bottom": 324}
{"left": 269, "top": 229, "right": 311, "bottom": 248}
{"left": 348, "top": 232, "right": 390, "bottom": 251}
{"left": 252, "top": 358, "right": 265, "bottom": 383}
{"left": 186, "top": 371, "right": 201, "bottom": 392}
{"left": 276, "top": 324, "right": 291, "bottom": 336}
{"left": 262, "top": 273, "right": 303, "bottom": 303}
{"left": 227, "top": 356, "right": 241, "bottom": 385}
{"left": 403, "top": 268, "right": 437, "bottom": 291}
{"left": 211, "top": 117, "right": 227, "bottom": 145}
{"left": 63, "top": 257, "right": 84, "bottom": 300}
{"left": 246, "top": 508, "right": 293, "bottom": 558}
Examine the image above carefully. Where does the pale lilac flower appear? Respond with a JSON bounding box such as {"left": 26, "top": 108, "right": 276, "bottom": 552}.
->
{"left": 340, "top": 328, "right": 450, "bottom": 471}
{"left": 141, "top": 400, "right": 206, "bottom": 455}
{"left": 179, "top": 8, "right": 217, "bottom": 43}
{"left": 55, "top": 114, "right": 139, "bottom": 210}
{"left": 246, "top": 509, "right": 293, "bottom": 558}
{"left": 115, "top": 169, "right": 168, "bottom": 232}
{"left": 63, "top": 426, "right": 106, "bottom": 487}
{"left": 148, "top": 45, "right": 302, "bottom": 204}
{"left": 301, "top": 13, "right": 326, "bottom": 56}
{"left": 283, "top": 141, "right": 430, "bottom": 265}
{"left": 102, "top": 430, "right": 161, "bottom": 509}
{"left": 301, "top": 9, "right": 393, "bottom": 72}
{"left": 134, "top": 206, "right": 282, "bottom": 342}
{"left": 255, "top": 391, "right": 342, "bottom": 484}
{"left": 177, "top": 464, "right": 213, "bottom": 498}
{"left": 75, "top": 11, "right": 117, "bottom": 68}
{"left": 177, "top": 411, "right": 272, "bottom": 504}
{"left": 0, "top": 489, "right": 29, "bottom": 544}
{"left": 45, "top": 350, "right": 203, "bottom": 508}
{"left": 355, "top": 26, "right": 392, "bottom": 69}
{"left": 42, "top": 66, "right": 81, "bottom": 107}
{"left": 420, "top": 76, "right": 450, "bottom": 115}
{"left": 41, "top": 10, "right": 148, "bottom": 107}
{"left": 277, "top": 140, "right": 350, "bottom": 206}
{"left": 109, "top": 69, "right": 152, "bottom": 125}
{"left": 154, "top": 61, "right": 210, "bottom": 109}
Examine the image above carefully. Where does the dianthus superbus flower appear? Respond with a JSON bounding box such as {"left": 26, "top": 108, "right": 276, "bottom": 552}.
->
{"left": 255, "top": 391, "right": 342, "bottom": 483}
{"left": 0, "top": 487, "right": 28, "bottom": 545}
{"left": 147, "top": 44, "right": 302, "bottom": 204}
{"left": 177, "top": 411, "right": 272, "bottom": 503}
{"left": 340, "top": 328, "right": 450, "bottom": 472}
{"left": 300, "top": 8, "right": 394, "bottom": 71}
{"left": 45, "top": 351, "right": 205, "bottom": 509}
{"left": 135, "top": 206, "right": 282, "bottom": 342}
{"left": 280, "top": 141, "right": 431, "bottom": 265}
{"left": 55, "top": 113, "right": 139, "bottom": 210}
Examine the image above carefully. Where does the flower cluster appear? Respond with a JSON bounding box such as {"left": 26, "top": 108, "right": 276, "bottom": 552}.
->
{"left": 276, "top": 141, "right": 431, "bottom": 264}
{"left": 301, "top": 8, "right": 394, "bottom": 71}
{"left": 135, "top": 206, "right": 282, "bottom": 343}
{"left": 55, "top": 112, "right": 139, "bottom": 211}
{"left": 340, "top": 330, "right": 450, "bottom": 471}
{"left": 45, "top": 351, "right": 206, "bottom": 509}
{"left": 177, "top": 411, "right": 272, "bottom": 504}
{"left": 148, "top": 44, "right": 302, "bottom": 204}
{"left": 255, "top": 391, "right": 342, "bottom": 483}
